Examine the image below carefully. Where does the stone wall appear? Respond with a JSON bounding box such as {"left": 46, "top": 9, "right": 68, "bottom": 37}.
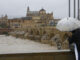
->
{"left": 0, "top": 51, "right": 75, "bottom": 60}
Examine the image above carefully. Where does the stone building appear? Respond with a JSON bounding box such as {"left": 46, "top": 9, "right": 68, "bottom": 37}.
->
{"left": 0, "top": 15, "right": 9, "bottom": 28}
{"left": 7, "top": 7, "right": 55, "bottom": 29}
{"left": 8, "top": 17, "right": 35, "bottom": 29}
{"left": 27, "top": 6, "right": 54, "bottom": 24}
{"left": 0, "top": 7, "right": 58, "bottom": 29}
{"left": 0, "top": 15, "right": 8, "bottom": 24}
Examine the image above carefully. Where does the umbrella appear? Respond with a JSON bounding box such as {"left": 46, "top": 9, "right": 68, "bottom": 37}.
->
{"left": 56, "top": 17, "right": 80, "bottom": 31}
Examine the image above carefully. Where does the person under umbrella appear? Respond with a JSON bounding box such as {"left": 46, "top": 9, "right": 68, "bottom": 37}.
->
{"left": 56, "top": 17, "right": 80, "bottom": 60}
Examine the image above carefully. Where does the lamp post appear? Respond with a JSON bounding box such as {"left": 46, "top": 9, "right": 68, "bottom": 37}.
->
{"left": 69, "top": 0, "right": 70, "bottom": 17}
{"left": 69, "top": 0, "right": 79, "bottom": 19}
{"left": 78, "top": 0, "right": 79, "bottom": 20}
{"left": 74, "top": 0, "right": 76, "bottom": 18}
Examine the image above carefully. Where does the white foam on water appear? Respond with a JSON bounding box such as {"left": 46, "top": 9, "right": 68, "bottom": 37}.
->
{"left": 0, "top": 35, "right": 58, "bottom": 54}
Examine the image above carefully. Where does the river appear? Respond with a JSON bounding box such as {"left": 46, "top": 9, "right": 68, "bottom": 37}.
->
{"left": 0, "top": 35, "right": 57, "bottom": 54}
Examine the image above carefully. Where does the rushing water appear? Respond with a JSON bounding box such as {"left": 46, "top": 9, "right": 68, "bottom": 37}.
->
{"left": 0, "top": 35, "right": 57, "bottom": 54}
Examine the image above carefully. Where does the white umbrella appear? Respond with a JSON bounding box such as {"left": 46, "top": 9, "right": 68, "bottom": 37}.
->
{"left": 56, "top": 17, "right": 80, "bottom": 31}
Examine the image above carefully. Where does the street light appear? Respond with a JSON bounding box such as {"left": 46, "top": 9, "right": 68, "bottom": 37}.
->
{"left": 69, "top": 0, "right": 70, "bottom": 17}
{"left": 69, "top": 0, "right": 79, "bottom": 20}
{"left": 74, "top": 0, "right": 76, "bottom": 18}
{"left": 78, "top": 0, "right": 79, "bottom": 19}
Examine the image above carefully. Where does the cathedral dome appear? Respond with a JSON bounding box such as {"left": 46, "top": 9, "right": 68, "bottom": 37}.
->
{"left": 40, "top": 8, "right": 45, "bottom": 11}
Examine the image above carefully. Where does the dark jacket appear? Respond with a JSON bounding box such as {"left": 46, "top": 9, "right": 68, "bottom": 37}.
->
{"left": 68, "top": 28, "right": 80, "bottom": 52}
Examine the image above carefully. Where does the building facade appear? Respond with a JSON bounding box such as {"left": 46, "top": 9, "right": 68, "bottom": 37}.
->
{"left": 27, "top": 6, "right": 54, "bottom": 23}
{"left": 0, "top": 7, "right": 56, "bottom": 29}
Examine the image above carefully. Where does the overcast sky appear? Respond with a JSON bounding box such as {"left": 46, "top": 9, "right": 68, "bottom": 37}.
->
{"left": 0, "top": 0, "right": 79, "bottom": 19}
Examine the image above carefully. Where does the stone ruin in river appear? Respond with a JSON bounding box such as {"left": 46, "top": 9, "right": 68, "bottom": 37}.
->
{"left": 9, "top": 27, "right": 71, "bottom": 50}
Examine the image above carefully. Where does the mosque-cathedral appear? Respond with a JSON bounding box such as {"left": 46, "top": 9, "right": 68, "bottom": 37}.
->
{"left": 0, "top": 7, "right": 59, "bottom": 29}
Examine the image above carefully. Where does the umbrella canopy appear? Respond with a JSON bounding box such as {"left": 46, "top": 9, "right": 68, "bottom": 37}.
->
{"left": 56, "top": 17, "right": 80, "bottom": 31}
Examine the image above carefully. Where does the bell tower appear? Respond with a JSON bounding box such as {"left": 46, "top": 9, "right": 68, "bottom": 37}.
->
{"left": 27, "top": 6, "right": 30, "bottom": 16}
{"left": 27, "top": 6, "right": 30, "bottom": 12}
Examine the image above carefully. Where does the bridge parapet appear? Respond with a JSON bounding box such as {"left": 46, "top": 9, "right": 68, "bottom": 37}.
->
{"left": 0, "top": 50, "right": 75, "bottom": 60}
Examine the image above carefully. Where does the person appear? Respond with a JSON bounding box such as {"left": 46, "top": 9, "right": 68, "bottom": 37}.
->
{"left": 56, "top": 17, "right": 80, "bottom": 60}
{"left": 68, "top": 28, "right": 80, "bottom": 60}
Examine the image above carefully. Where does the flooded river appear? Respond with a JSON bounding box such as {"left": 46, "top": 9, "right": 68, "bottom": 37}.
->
{"left": 0, "top": 35, "right": 57, "bottom": 54}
